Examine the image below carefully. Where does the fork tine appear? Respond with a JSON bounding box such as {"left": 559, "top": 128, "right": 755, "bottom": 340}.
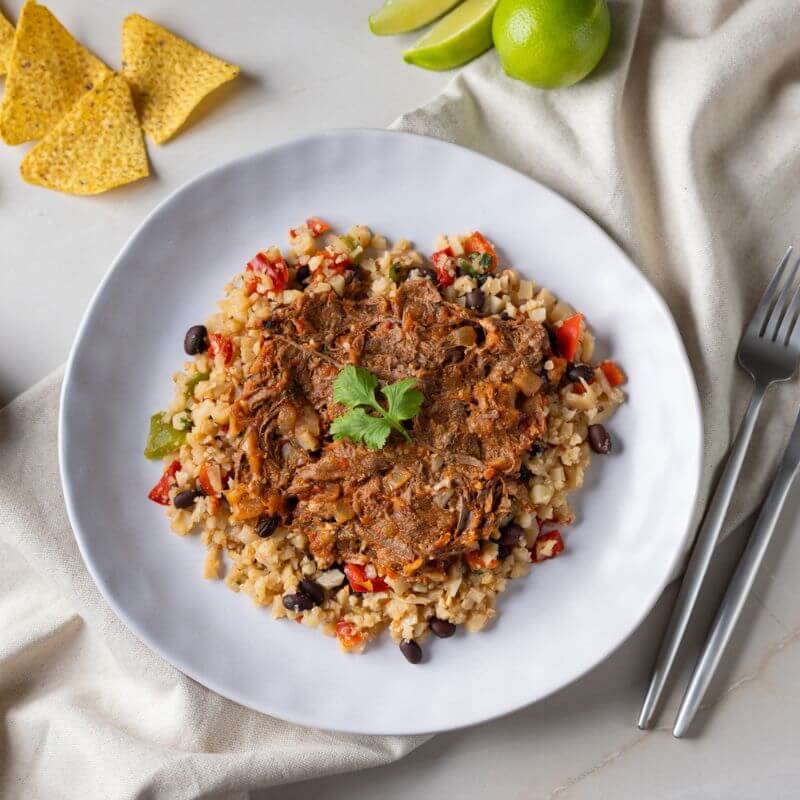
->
{"left": 751, "top": 246, "right": 793, "bottom": 336}
{"left": 768, "top": 254, "right": 800, "bottom": 340}
{"left": 782, "top": 282, "right": 800, "bottom": 347}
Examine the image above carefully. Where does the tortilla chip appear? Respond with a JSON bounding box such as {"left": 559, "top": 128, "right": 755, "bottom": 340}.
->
{"left": 0, "top": 1, "right": 111, "bottom": 145}
{"left": 121, "top": 14, "right": 239, "bottom": 144}
{"left": 20, "top": 72, "right": 149, "bottom": 195}
{"left": 0, "top": 10, "right": 14, "bottom": 76}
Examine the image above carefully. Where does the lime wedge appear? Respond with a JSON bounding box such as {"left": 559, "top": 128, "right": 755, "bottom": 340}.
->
{"left": 403, "top": 0, "right": 498, "bottom": 70}
{"left": 369, "top": 0, "right": 463, "bottom": 35}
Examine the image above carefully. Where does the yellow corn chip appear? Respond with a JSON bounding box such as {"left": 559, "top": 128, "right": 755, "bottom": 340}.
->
{"left": 121, "top": 14, "right": 239, "bottom": 144}
{"left": 0, "top": 10, "right": 14, "bottom": 76}
{"left": 20, "top": 72, "right": 149, "bottom": 195}
{"left": 0, "top": 0, "right": 111, "bottom": 145}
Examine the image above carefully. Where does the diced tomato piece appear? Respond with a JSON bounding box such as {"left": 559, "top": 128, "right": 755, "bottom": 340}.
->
{"left": 306, "top": 217, "right": 331, "bottom": 237}
{"left": 555, "top": 314, "right": 583, "bottom": 361}
{"left": 329, "top": 254, "right": 353, "bottom": 274}
{"left": 208, "top": 333, "right": 233, "bottom": 366}
{"left": 532, "top": 530, "right": 565, "bottom": 562}
{"left": 247, "top": 251, "right": 289, "bottom": 293}
{"left": 198, "top": 461, "right": 223, "bottom": 498}
{"left": 432, "top": 249, "right": 455, "bottom": 287}
{"left": 344, "top": 562, "right": 389, "bottom": 593}
{"left": 148, "top": 460, "right": 181, "bottom": 505}
{"left": 335, "top": 620, "right": 363, "bottom": 649}
{"left": 463, "top": 231, "right": 498, "bottom": 271}
{"left": 600, "top": 360, "right": 626, "bottom": 387}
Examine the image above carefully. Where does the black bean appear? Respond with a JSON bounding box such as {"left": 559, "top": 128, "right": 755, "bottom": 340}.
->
{"left": 399, "top": 639, "right": 423, "bottom": 664}
{"left": 588, "top": 424, "right": 612, "bottom": 454}
{"left": 499, "top": 522, "right": 525, "bottom": 545}
{"left": 498, "top": 542, "right": 511, "bottom": 560}
{"left": 465, "top": 288, "right": 484, "bottom": 310}
{"left": 256, "top": 514, "right": 280, "bottom": 538}
{"left": 566, "top": 363, "right": 595, "bottom": 383}
{"left": 498, "top": 311, "right": 511, "bottom": 321}
{"left": 299, "top": 579, "right": 325, "bottom": 606}
{"left": 444, "top": 347, "right": 465, "bottom": 365}
{"left": 284, "top": 495, "right": 299, "bottom": 512}
{"left": 173, "top": 489, "right": 201, "bottom": 509}
{"left": 530, "top": 439, "right": 546, "bottom": 457}
{"left": 430, "top": 618, "right": 456, "bottom": 638}
{"left": 296, "top": 264, "right": 310, "bottom": 283}
{"left": 283, "top": 592, "right": 314, "bottom": 612}
{"left": 417, "top": 267, "right": 437, "bottom": 282}
{"left": 184, "top": 325, "right": 208, "bottom": 355}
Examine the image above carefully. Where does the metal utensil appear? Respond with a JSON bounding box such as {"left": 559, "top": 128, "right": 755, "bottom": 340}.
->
{"left": 673, "top": 401, "right": 800, "bottom": 736}
{"left": 638, "top": 247, "right": 800, "bottom": 730}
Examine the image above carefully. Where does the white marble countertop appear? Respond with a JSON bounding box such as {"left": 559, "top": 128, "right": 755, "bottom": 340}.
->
{"left": 2, "top": 2, "right": 799, "bottom": 797}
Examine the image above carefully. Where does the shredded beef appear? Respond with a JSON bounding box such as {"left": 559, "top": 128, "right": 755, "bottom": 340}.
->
{"left": 230, "top": 277, "right": 552, "bottom": 573}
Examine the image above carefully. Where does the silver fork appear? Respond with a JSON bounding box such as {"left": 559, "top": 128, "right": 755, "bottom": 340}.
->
{"left": 638, "top": 246, "right": 800, "bottom": 731}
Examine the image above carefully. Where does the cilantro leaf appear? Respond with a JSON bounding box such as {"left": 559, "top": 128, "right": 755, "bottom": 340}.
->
{"left": 330, "top": 408, "right": 391, "bottom": 451}
{"left": 329, "top": 367, "right": 425, "bottom": 450}
{"left": 333, "top": 365, "right": 380, "bottom": 411}
{"left": 381, "top": 378, "right": 424, "bottom": 422}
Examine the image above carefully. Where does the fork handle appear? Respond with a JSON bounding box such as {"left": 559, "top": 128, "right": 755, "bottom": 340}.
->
{"left": 637, "top": 382, "right": 768, "bottom": 729}
{"left": 673, "top": 433, "right": 800, "bottom": 736}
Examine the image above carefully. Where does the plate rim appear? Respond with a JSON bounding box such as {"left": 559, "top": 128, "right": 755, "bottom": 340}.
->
{"left": 59, "top": 127, "right": 704, "bottom": 735}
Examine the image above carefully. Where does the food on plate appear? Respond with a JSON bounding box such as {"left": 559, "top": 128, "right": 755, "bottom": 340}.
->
{"left": 0, "top": 9, "right": 14, "bottom": 75}
{"left": 403, "top": 0, "right": 498, "bottom": 70}
{"left": 369, "top": 0, "right": 463, "bottom": 35}
{"left": 492, "top": 0, "right": 610, "bottom": 88}
{"left": 0, "top": 0, "right": 111, "bottom": 145}
{"left": 121, "top": 14, "right": 240, "bottom": 144}
{"left": 20, "top": 73, "right": 148, "bottom": 194}
{"left": 145, "top": 222, "right": 625, "bottom": 661}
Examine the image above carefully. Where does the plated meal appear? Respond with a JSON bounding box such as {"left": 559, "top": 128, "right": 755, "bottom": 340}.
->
{"left": 144, "top": 219, "right": 626, "bottom": 662}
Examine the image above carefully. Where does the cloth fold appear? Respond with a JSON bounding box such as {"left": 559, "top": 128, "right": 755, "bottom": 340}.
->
{"left": 0, "top": 371, "right": 427, "bottom": 799}
{"left": 3, "top": 0, "right": 800, "bottom": 796}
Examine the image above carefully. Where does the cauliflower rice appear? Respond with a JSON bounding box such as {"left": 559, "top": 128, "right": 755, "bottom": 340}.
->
{"left": 145, "top": 220, "right": 625, "bottom": 659}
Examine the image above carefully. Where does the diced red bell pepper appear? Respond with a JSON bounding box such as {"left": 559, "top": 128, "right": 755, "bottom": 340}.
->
{"left": 532, "top": 530, "right": 565, "bottom": 562}
{"left": 344, "top": 562, "right": 389, "bottom": 593}
{"left": 463, "top": 231, "right": 497, "bottom": 271}
{"left": 198, "top": 461, "right": 223, "bottom": 498}
{"left": 306, "top": 217, "right": 331, "bottom": 237}
{"left": 208, "top": 333, "right": 233, "bottom": 366}
{"left": 148, "top": 460, "right": 181, "bottom": 505}
{"left": 329, "top": 254, "right": 353, "bottom": 274}
{"left": 555, "top": 314, "right": 583, "bottom": 361}
{"left": 600, "top": 360, "right": 626, "bottom": 387}
{"left": 335, "top": 620, "right": 363, "bottom": 649}
{"left": 432, "top": 249, "right": 455, "bottom": 287}
{"left": 247, "top": 251, "right": 289, "bottom": 293}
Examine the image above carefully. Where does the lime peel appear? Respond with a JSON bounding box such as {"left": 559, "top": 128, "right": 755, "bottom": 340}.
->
{"left": 369, "top": 0, "right": 463, "bottom": 35}
{"left": 403, "top": 0, "right": 499, "bottom": 71}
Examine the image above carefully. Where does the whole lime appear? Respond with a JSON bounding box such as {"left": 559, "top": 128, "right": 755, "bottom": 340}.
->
{"left": 492, "top": 0, "right": 611, "bottom": 89}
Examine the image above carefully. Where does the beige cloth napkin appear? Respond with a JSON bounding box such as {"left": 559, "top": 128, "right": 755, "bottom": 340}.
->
{"left": 3, "top": 1, "right": 800, "bottom": 797}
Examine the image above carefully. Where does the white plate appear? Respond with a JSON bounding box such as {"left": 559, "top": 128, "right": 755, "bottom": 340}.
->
{"left": 60, "top": 129, "right": 702, "bottom": 735}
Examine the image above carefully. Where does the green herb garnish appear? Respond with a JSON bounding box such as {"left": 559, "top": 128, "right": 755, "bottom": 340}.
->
{"left": 479, "top": 252, "right": 493, "bottom": 270}
{"left": 457, "top": 257, "right": 478, "bottom": 277}
{"left": 330, "top": 366, "right": 424, "bottom": 451}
